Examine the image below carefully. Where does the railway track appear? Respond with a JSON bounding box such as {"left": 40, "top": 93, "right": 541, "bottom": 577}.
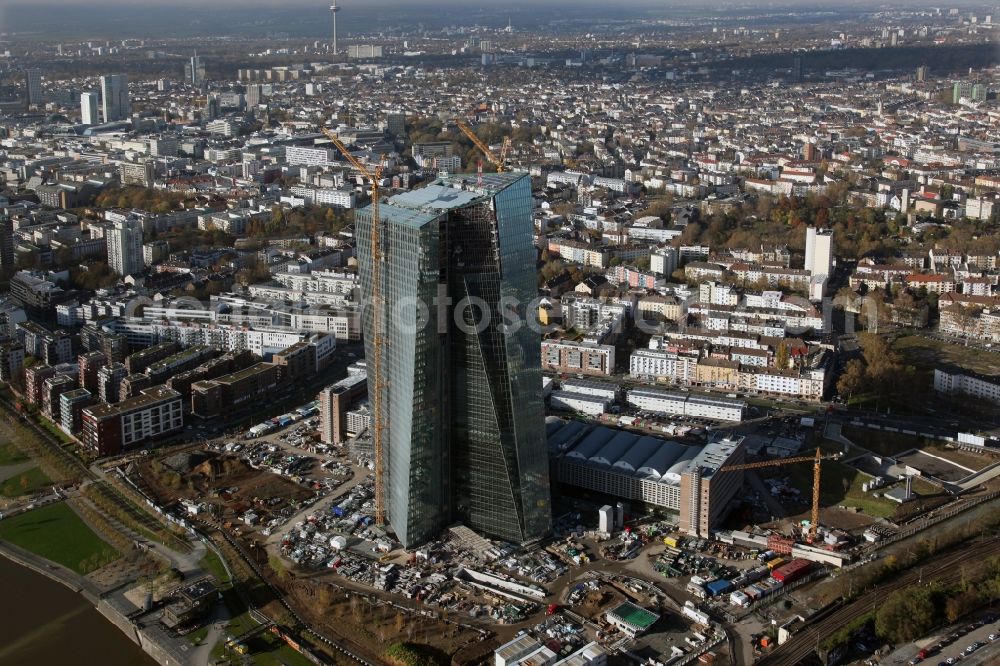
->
{"left": 759, "top": 536, "right": 1000, "bottom": 666}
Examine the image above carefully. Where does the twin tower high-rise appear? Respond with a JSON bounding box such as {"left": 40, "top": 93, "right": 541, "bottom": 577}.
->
{"left": 356, "top": 172, "right": 551, "bottom": 548}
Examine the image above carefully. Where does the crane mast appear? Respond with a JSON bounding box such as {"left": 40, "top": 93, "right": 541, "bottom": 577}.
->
{"left": 719, "top": 447, "right": 833, "bottom": 544}
{"left": 322, "top": 128, "right": 387, "bottom": 526}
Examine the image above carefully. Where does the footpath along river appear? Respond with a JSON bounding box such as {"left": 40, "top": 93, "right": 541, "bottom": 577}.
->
{"left": 0, "top": 554, "right": 155, "bottom": 665}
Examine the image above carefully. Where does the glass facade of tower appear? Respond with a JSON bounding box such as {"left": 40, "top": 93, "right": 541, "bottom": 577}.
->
{"left": 356, "top": 173, "right": 551, "bottom": 548}
{"left": 356, "top": 204, "right": 450, "bottom": 548}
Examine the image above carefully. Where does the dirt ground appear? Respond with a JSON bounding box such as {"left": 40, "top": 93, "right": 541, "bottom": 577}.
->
{"left": 288, "top": 580, "right": 486, "bottom": 665}
{"left": 136, "top": 451, "right": 313, "bottom": 525}
{"left": 769, "top": 505, "right": 877, "bottom": 532}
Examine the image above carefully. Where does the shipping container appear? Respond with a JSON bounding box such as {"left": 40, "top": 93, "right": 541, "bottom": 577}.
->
{"left": 765, "top": 557, "right": 785, "bottom": 570}
{"left": 705, "top": 579, "right": 733, "bottom": 597}
{"left": 663, "top": 536, "right": 679, "bottom": 548}
{"left": 771, "top": 558, "right": 812, "bottom": 584}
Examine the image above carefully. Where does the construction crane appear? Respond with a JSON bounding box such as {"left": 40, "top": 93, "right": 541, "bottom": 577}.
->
{"left": 322, "top": 128, "right": 387, "bottom": 526}
{"left": 718, "top": 448, "right": 839, "bottom": 544}
{"left": 454, "top": 118, "right": 512, "bottom": 173}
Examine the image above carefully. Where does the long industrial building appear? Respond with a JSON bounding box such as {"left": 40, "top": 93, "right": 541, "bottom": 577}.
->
{"left": 548, "top": 419, "right": 745, "bottom": 536}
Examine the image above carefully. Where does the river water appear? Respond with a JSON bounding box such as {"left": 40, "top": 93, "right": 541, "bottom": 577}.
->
{"left": 0, "top": 555, "right": 155, "bottom": 666}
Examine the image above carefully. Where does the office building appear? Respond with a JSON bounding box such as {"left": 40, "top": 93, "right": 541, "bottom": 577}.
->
{"left": 356, "top": 172, "right": 551, "bottom": 547}
{"left": 24, "top": 69, "right": 42, "bottom": 108}
{"left": 386, "top": 112, "right": 406, "bottom": 139}
{"left": 0, "top": 216, "right": 14, "bottom": 271}
{"left": 81, "top": 386, "right": 184, "bottom": 456}
{"left": 80, "top": 92, "right": 99, "bottom": 125}
{"left": 318, "top": 370, "right": 368, "bottom": 445}
{"left": 100, "top": 74, "right": 130, "bottom": 122}
{"left": 186, "top": 55, "right": 205, "bottom": 86}
{"left": 348, "top": 45, "right": 384, "bottom": 59}
{"left": 106, "top": 217, "right": 144, "bottom": 277}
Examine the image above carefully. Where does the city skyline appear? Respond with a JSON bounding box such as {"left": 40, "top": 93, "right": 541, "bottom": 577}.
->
{"left": 0, "top": 2, "right": 998, "bottom": 664}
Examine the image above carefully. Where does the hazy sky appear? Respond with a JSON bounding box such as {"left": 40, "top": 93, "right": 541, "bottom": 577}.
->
{"left": 0, "top": 0, "right": 985, "bottom": 40}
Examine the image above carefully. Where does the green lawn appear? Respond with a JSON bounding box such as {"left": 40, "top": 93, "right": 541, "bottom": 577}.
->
{"left": 840, "top": 426, "right": 929, "bottom": 457}
{"left": 231, "top": 633, "right": 314, "bottom": 666}
{"left": 0, "top": 440, "right": 28, "bottom": 466}
{"left": 778, "top": 459, "right": 897, "bottom": 519}
{"left": 187, "top": 624, "right": 211, "bottom": 646}
{"left": 893, "top": 334, "right": 1000, "bottom": 376}
{"left": 0, "top": 466, "right": 52, "bottom": 497}
{"left": 38, "top": 418, "right": 73, "bottom": 445}
{"left": 0, "top": 502, "right": 120, "bottom": 574}
{"left": 199, "top": 550, "right": 232, "bottom": 585}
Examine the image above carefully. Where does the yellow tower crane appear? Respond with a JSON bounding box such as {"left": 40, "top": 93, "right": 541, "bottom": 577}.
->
{"left": 322, "top": 128, "right": 387, "bottom": 526}
{"left": 454, "top": 118, "right": 512, "bottom": 173}
{"left": 717, "top": 448, "right": 838, "bottom": 544}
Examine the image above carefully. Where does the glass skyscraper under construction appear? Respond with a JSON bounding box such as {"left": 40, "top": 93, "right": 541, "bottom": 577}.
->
{"left": 355, "top": 172, "right": 551, "bottom": 548}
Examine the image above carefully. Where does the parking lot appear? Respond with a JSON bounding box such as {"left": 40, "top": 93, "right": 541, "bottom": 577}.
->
{"left": 883, "top": 615, "right": 1000, "bottom": 666}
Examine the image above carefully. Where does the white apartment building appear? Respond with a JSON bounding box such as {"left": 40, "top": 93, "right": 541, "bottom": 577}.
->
{"left": 629, "top": 348, "right": 698, "bottom": 383}
{"left": 106, "top": 218, "right": 144, "bottom": 277}
{"left": 934, "top": 367, "right": 1000, "bottom": 404}
{"left": 805, "top": 226, "right": 834, "bottom": 279}
{"left": 286, "top": 145, "right": 338, "bottom": 167}
{"left": 650, "top": 247, "right": 679, "bottom": 277}
{"left": 740, "top": 367, "right": 825, "bottom": 400}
